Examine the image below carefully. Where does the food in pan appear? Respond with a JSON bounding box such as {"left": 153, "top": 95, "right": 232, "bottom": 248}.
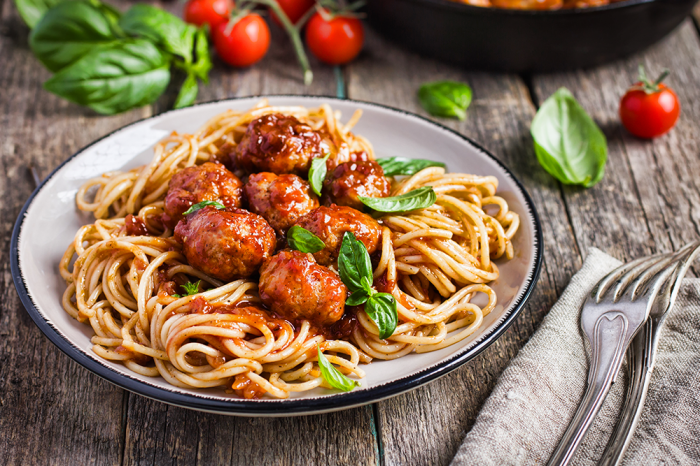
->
{"left": 61, "top": 101, "right": 519, "bottom": 399}
{"left": 454, "top": 0, "right": 623, "bottom": 9}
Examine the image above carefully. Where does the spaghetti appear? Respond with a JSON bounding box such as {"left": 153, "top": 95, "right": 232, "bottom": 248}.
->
{"left": 60, "top": 101, "right": 519, "bottom": 399}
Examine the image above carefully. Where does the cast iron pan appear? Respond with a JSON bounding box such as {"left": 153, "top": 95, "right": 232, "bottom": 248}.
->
{"left": 366, "top": 0, "right": 698, "bottom": 72}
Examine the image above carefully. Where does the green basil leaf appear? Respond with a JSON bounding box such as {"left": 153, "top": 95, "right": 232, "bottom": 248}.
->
{"left": 29, "top": 0, "right": 121, "bottom": 72}
{"left": 530, "top": 87, "right": 608, "bottom": 188}
{"left": 359, "top": 187, "right": 436, "bottom": 213}
{"left": 309, "top": 153, "right": 330, "bottom": 197}
{"left": 287, "top": 225, "right": 326, "bottom": 254}
{"left": 182, "top": 200, "right": 225, "bottom": 215}
{"left": 338, "top": 232, "right": 373, "bottom": 293}
{"left": 365, "top": 292, "right": 398, "bottom": 340}
{"left": 418, "top": 80, "right": 472, "bottom": 121}
{"left": 376, "top": 157, "right": 447, "bottom": 177}
{"left": 44, "top": 39, "right": 170, "bottom": 115}
{"left": 173, "top": 73, "right": 198, "bottom": 109}
{"left": 180, "top": 280, "right": 201, "bottom": 296}
{"left": 317, "top": 345, "right": 359, "bottom": 392}
{"left": 346, "top": 289, "right": 369, "bottom": 306}
{"left": 14, "top": 0, "right": 65, "bottom": 29}
{"left": 119, "top": 4, "right": 196, "bottom": 64}
{"left": 189, "top": 27, "right": 212, "bottom": 83}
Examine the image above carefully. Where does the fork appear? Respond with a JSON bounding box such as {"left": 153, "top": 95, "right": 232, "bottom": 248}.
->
{"left": 546, "top": 251, "right": 685, "bottom": 466}
{"left": 598, "top": 241, "right": 700, "bottom": 466}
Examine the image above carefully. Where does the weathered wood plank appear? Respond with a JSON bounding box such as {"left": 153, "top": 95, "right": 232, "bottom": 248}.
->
{"left": 347, "top": 28, "right": 582, "bottom": 466}
{"left": 119, "top": 5, "right": 378, "bottom": 466}
{"left": 532, "top": 20, "right": 700, "bottom": 264}
{"left": 0, "top": 2, "right": 151, "bottom": 466}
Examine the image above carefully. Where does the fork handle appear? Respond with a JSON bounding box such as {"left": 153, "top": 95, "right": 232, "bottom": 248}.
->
{"left": 547, "top": 311, "right": 631, "bottom": 466}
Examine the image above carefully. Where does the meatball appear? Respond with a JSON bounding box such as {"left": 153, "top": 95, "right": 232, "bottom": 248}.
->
{"left": 294, "top": 205, "right": 382, "bottom": 266}
{"left": 163, "top": 162, "right": 243, "bottom": 229}
{"left": 244, "top": 172, "right": 319, "bottom": 235}
{"left": 259, "top": 250, "right": 347, "bottom": 326}
{"left": 233, "top": 113, "right": 331, "bottom": 176}
{"left": 174, "top": 206, "right": 276, "bottom": 281}
{"left": 323, "top": 161, "right": 390, "bottom": 210}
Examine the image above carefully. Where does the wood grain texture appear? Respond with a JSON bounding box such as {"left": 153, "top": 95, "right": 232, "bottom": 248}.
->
{"left": 532, "top": 20, "right": 700, "bottom": 264}
{"left": 0, "top": 2, "right": 149, "bottom": 466}
{"left": 347, "top": 29, "right": 582, "bottom": 466}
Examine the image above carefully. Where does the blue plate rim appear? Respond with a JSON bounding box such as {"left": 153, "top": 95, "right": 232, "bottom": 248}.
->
{"left": 10, "top": 95, "right": 543, "bottom": 416}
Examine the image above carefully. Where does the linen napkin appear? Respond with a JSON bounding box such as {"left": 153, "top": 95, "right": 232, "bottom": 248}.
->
{"left": 451, "top": 248, "right": 700, "bottom": 466}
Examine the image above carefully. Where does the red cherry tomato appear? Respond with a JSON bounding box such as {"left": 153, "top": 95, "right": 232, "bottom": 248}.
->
{"left": 271, "top": 0, "right": 315, "bottom": 26}
{"left": 619, "top": 82, "right": 680, "bottom": 139}
{"left": 305, "top": 11, "right": 364, "bottom": 65}
{"left": 184, "top": 0, "right": 232, "bottom": 30}
{"left": 213, "top": 14, "right": 270, "bottom": 68}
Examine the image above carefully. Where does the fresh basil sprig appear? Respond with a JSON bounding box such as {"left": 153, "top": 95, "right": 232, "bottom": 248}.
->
{"left": 317, "top": 345, "right": 359, "bottom": 392}
{"left": 308, "top": 154, "right": 330, "bottom": 197}
{"left": 183, "top": 200, "right": 226, "bottom": 215}
{"left": 29, "top": 1, "right": 121, "bottom": 73}
{"left": 376, "top": 157, "right": 446, "bottom": 177}
{"left": 172, "top": 280, "right": 201, "bottom": 298}
{"left": 23, "top": 0, "right": 212, "bottom": 114}
{"left": 418, "top": 80, "right": 472, "bottom": 121}
{"left": 530, "top": 87, "right": 608, "bottom": 188}
{"left": 287, "top": 225, "right": 326, "bottom": 254}
{"left": 338, "top": 232, "right": 398, "bottom": 339}
{"left": 359, "top": 187, "right": 436, "bottom": 213}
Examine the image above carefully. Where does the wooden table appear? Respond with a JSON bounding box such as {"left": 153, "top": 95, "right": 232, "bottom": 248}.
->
{"left": 2, "top": 0, "right": 700, "bottom": 463}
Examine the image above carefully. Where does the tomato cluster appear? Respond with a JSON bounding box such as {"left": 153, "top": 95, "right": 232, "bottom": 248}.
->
{"left": 183, "top": 0, "right": 364, "bottom": 71}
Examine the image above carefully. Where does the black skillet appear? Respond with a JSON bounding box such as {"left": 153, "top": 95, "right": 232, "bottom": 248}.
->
{"left": 365, "top": 0, "right": 698, "bottom": 72}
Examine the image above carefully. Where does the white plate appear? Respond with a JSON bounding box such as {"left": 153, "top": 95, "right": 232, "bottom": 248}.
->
{"left": 11, "top": 96, "right": 542, "bottom": 416}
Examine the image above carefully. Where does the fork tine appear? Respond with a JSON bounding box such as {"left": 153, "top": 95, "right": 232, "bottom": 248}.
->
{"left": 594, "top": 254, "right": 666, "bottom": 303}
{"left": 617, "top": 254, "right": 681, "bottom": 302}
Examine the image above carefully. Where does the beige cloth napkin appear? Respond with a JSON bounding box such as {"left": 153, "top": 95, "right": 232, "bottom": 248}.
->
{"left": 451, "top": 248, "right": 700, "bottom": 466}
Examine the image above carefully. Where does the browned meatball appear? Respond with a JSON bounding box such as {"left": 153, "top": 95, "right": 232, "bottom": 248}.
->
{"left": 233, "top": 113, "right": 331, "bottom": 176}
{"left": 259, "top": 250, "right": 347, "bottom": 326}
{"left": 294, "top": 205, "right": 382, "bottom": 266}
{"left": 244, "top": 172, "right": 319, "bottom": 235}
{"left": 174, "top": 206, "right": 276, "bottom": 281}
{"left": 323, "top": 161, "right": 391, "bottom": 210}
{"left": 163, "top": 162, "right": 243, "bottom": 229}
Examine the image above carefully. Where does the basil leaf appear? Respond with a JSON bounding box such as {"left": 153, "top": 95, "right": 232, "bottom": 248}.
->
{"left": 182, "top": 200, "right": 225, "bottom": 215}
{"left": 376, "top": 157, "right": 447, "bottom": 177}
{"left": 308, "top": 153, "right": 330, "bottom": 197}
{"left": 29, "top": 0, "right": 121, "bottom": 72}
{"left": 174, "top": 73, "right": 198, "bottom": 109}
{"left": 418, "top": 81, "right": 472, "bottom": 121}
{"left": 530, "top": 87, "right": 608, "bottom": 188}
{"left": 287, "top": 225, "right": 326, "bottom": 254}
{"left": 338, "top": 232, "right": 373, "bottom": 293}
{"left": 359, "top": 187, "right": 436, "bottom": 213}
{"left": 365, "top": 292, "right": 398, "bottom": 340}
{"left": 189, "top": 27, "right": 212, "bottom": 83}
{"left": 317, "top": 345, "right": 359, "bottom": 392}
{"left": 14, "top": 0, "right": 65, "bottom": 29}
{"left": 346, "top": 289, "right": 369, "bottom": 306}
{"left": 44, "top": 39, "right": 170, "bottom": 115}
{"left": 119, "top": 4, "right": 197, "bottom": 64}
{"left": 180, "top": 280, "right": 201, "bottom": 296}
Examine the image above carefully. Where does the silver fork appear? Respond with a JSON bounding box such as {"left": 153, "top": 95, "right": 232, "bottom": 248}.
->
{"left": 547, "top": 251, "right": 685, "bottom": 466}
{"left": 598, "top": 241, "right": 700, "bottom": 466}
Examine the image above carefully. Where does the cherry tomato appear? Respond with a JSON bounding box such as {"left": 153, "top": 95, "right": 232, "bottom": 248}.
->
{"left": 213, "top": 14, "right": 270, "bottom": 68}
{"left": 184, "top": 0, "right": 232, "bottom": 30}
{"left": 305, "top": 11, "right": 364, "bottom": 65}
{"left": 271, "top": 0, "right": 315, "bottom": 26}
{"left": 619, "top": 82, "right": 680, "bottom": 139}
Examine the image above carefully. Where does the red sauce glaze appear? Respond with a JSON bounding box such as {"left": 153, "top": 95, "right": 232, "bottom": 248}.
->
{"left": 125, "top": 214, "right": 150, "bottom": 236}
{"left": 162, "top": 162, "right": 244, "bottom": 229}
{"left": 233, "top": 113, "right": 332, "bottom": 176}
{"left": 373, "top": 270, "right": 396, "bottom": 294}
{"left": 259, "top": 250, "right": 347, "bottom": 326}
{"left": 244, "top": 172, "right": 319, "bottom": 235}
{"left": 174, "top": 206, "right": 277, "bottom": 281}
{"left": 232, "top": 373, "right": 266, "bottom": 399}
{"left": 294, "top": 204, "right": 382, "bottom": 266}
{"left": 323, "top": 161, "right": 390, "bottom": 210}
